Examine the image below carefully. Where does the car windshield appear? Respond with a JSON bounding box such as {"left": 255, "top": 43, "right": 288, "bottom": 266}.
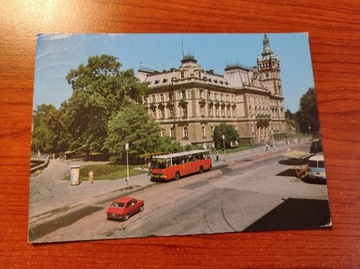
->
{"left": 309, "top": 160, "right": 325, "bottom": 168}
{"left": 111, "top": 202, "right": 125, "bottom": 208}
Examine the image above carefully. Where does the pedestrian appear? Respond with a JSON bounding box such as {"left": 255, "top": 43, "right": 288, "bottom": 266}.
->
{"left": 265, "top": 143, "right": 269, "bottom": 151}
{"left": 88, "top": 169, "right": 94, "bottom": 184}
{"left": 148, "top": 161, "right": 151, "bottom": 175}
{"left": 216, "top": 151, "right": 219, "bottom": 162}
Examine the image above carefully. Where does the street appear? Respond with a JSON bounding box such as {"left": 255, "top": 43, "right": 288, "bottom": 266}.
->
{"left": 29, "top": 141, "right": 331, "bottom": 243}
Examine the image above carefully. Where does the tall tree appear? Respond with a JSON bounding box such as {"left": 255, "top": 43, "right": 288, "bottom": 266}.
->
{"left": 47, "top": 100, "right": 79, "bottom": 153}
{"left": 31, "top": 104, "right": 57, "bottom": 153}
{"left": 296, "top": 87, "right": 320, "bottom": 134}
{"left": 104, "top": 103, "right": 163, "bottom": 163}
{"left": 213, "top": 123, "right": 240, "bottom": 149}
{"left": 60, "top": 54, "right": 148, "bottom": 156}
{"left": 157, "top": 136, "right": 183, "bottom": 153}
{"left": 285, "top": 109, "right": 295, "bottom": 120}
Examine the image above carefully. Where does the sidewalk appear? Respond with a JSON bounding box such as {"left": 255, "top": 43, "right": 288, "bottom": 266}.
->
{"left": 29, "top": 165, "right": 153, "bottom": 224}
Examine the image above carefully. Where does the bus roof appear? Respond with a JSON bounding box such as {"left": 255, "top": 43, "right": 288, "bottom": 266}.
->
{"left": 139, "top": 152, "right": 168, "bottom": 158}
{"left": 152, "top": 150, "right": 210, "bottom": 159}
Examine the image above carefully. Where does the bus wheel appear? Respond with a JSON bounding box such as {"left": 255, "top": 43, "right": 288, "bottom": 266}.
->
{"left": 199, "top": 166, "right": 204, "bottom": 174}
{"left": 174, "top": 171, "right": 180, "bottom": 180}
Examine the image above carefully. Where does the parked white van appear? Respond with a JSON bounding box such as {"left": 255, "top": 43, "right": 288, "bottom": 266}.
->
{"left": 308, "top": 152, "right": 326, "bottom": 180}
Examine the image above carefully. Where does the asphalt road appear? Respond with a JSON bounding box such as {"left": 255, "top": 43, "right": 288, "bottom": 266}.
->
{"left": 28, "top": 140, "right": 331, "bottom": 243}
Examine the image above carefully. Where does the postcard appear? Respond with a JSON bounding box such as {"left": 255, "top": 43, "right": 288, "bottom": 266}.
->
{"left": 29, "top": 33, "right": 331, "bottom": 243}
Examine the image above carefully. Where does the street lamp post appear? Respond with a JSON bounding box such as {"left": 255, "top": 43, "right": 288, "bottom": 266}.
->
{"left": 125, "top": 142, "right": 129, "bottom": 185}
{"left": 222, "top": 134, "right": 226, "bottom": 162}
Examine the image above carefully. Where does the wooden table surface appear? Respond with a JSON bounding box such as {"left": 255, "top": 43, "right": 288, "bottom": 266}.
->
{"left": 1, "top": 0, "right": 360, "bottom": 268}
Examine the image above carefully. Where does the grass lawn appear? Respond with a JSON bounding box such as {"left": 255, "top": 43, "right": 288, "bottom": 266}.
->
{"left": 66, "top": 164, "right": 147, "bottom": 181}
{"left": 212, "top": 144, "right": 261, "bottom": 155}
{"left": 227, "top": 144, "right": 262, "bottom": 154}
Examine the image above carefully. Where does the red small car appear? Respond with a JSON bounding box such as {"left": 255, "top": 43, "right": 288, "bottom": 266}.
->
{"left": 106, "top": 196, "right": 144, "bottom": 221}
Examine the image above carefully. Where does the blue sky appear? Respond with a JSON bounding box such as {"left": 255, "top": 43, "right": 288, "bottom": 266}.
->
{"left": 34, "top": 33, "right": 314, "bottom": 112}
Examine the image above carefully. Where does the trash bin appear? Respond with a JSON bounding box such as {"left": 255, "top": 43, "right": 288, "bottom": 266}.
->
{"left": 70, "top": 165, "right": 80, "bottom": 186}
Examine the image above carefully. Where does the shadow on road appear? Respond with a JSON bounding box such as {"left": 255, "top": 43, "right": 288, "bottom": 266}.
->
{"left": 276, "top": 169, "right": 327, "bottom": 185}
{"left": 276, "top": 168, "right": 298, "bottom": 177}
{"left": 279, "top": 158, "right": 307, "bottom": 165}
{"left": 29, "top": 206, "right": 103, "bottom": 243}
{"left": 244, "top": 198, "right": 331, "bottom": 232}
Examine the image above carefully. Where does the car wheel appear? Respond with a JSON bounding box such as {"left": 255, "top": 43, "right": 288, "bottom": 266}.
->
{"left": 124, "top": 214, "right": 130, "bottom": 221}
{"left": 199, "top": 166, "right": 204, "bottom": 174}
{"left": 139, "top": 205, "right": 144, "bottom": 212}
{"left": 174, "top": 171, "right": 180, "bottom": 180}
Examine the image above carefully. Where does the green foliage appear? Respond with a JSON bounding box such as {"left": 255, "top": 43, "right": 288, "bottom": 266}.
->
{"left": 34, "top": 54, "right": 181, "bottom": 161}
{"left": 104, "top": 103, "right": 163, "bottom": 163}
{"left": 66, "top": 55, "right": 148, "bottom": 108}
{"left": 32, "top": 104, "right": 57, "bottom": 152}
{"left": 63, "top": 55, "right": 149, "bottom": 155}
{"left": 213, "top": 123, "right": 240, "bottom": 149}
{"left": 222, "top": 144, "right": 260, "bottom": 154}
{"left": 285, "top": 109, "right": 296, "bottom": 120}
{"left": 45, "top": 102, "right": 72, "bottom": 153}
{"left": 41, "top": 54, "right": 150, "bottom": 155}
{"left": 296, "top": 88, "right": 320, "bottom": 134}
{"left": 157, "top": 136, "right": 183, "bottom": 153}
{"left": 183, "top": 144, "right": 204, "bottom": 151}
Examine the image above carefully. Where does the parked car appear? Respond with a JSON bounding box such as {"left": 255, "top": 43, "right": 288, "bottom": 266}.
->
{"left": 310, "top": 139, "right": 322, "bottom": 153}
{"left": 308, "top": 152, "right": 326, "bottom": 180}
{"left": 106, "top": 196, "right": 144, "bottom": 221}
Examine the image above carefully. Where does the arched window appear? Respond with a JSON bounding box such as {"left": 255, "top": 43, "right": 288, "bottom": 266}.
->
{"left": 160, "top": 108, "right": 165, "bottom": 119}
{"left": 182, "top": 91, "right": 186, "bottom": 100}
{"left": 168, "top": 106, "right": 174, "bottom": 118}
{"left": 215, "top": 105, "right": 219, "bottom": 117}
{"left": 209, "top": 105, "right": 213, "bottom": 117}
{"left": 183, "top": 127, "right": 189, "bottom": 138}
{"left": 182, "top": 106, "right": 188, "bottom": 118}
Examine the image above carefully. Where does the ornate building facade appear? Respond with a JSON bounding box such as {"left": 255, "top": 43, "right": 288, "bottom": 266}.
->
{"left": 138, "top": 34, "right": 286, "bottom": 147}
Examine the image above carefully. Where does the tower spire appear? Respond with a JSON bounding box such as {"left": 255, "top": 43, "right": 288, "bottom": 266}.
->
{"left": 262, "top": 33, "right": 272, "bottom": 57}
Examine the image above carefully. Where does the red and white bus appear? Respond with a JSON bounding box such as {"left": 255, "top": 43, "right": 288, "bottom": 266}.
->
{"left": 150, "top": 150, "right": 212, "bottom": 181}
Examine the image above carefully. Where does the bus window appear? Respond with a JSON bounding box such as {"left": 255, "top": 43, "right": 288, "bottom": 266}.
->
{"left": 158, "top": 159, "right": 166, "bottom": 169}
{"left": 151, "top": 159, "right": 167, "bottom": 169}
{"left": 150, "top": 159, "right": 158, "bottom": 169}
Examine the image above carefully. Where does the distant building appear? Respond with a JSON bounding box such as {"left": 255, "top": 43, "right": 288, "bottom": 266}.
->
{"left": 138, "top": 34, "right": 286, "bottom": 147}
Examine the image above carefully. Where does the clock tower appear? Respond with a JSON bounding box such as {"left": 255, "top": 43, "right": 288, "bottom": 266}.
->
{"left": 257, "top": 34, "right": 282, "bottom": 97}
